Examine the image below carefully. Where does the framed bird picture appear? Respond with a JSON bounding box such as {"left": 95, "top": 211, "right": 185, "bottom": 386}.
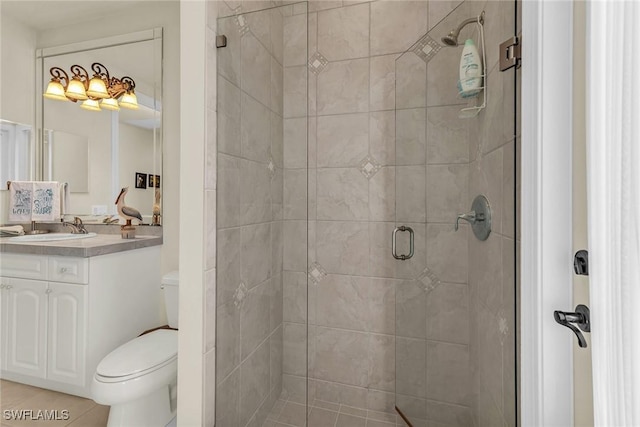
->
{"left": 135, "top": 172, "right": 147, "bottom": 189}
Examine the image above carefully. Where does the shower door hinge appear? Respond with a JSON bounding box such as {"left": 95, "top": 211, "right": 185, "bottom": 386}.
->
{"left": 216, "top": 35, "right": 227, "bottom": 48}
{"left": 499, "top": 36, "right": 521, "bottom": 71}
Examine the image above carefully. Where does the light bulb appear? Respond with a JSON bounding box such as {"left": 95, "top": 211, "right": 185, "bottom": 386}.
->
{"left": 119, "top": 92, "right": 138, "bottom": 110}
{"left": 43, "top": 80, "right": 68, "bottom": 101}
{"left": 65, "top": 78, "right": 88, "bottom": 100}
{"left": 100, "top": 97, "right": 120, "bottom": 111}
{"left": 87, "top": 76, "right": 109, "bottom": 99}
{"left": 80, "top": 99, "right": 101, "bottom": 111}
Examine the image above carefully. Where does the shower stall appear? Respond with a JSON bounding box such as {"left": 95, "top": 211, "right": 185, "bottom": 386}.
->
{"left": 215, "top": 1, "right": 519, "bottom": 426}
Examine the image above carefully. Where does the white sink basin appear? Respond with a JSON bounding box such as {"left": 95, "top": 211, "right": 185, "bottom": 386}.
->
{"left": 9, "top": 232, "right": 97, "bottom": 242}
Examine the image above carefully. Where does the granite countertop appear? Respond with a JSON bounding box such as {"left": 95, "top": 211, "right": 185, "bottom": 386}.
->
{"left": 0, "top": 234, "right": 162, "bottom": 257}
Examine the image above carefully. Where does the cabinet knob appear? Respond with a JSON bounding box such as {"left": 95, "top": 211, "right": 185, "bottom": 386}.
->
{"left": 60, "top": 267, "right": 68, "bottom": 273}
{"left": 0, "top": 284, "right": 5, "bottom": 289}
{"left": 5, "top": 285, "right": 12, "bottom": 290}
{"left": 45, "top": 288, "right": 52, "bottom": 294}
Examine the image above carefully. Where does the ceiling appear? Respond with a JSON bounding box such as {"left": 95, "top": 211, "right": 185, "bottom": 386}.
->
{"left": 1, "top": 1, "right": 150, "bottom": 32}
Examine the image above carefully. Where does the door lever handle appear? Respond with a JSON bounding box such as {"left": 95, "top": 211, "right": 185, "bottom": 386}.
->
{"left": 554, "top": 304, "right": 590, "bottom": 348}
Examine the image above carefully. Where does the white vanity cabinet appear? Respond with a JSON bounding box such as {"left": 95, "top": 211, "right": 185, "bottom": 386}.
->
{"left": 0, "top": 246, "right": 161, "bottom": 398}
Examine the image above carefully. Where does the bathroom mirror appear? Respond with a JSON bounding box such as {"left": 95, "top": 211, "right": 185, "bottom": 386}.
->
{"left": 0, "top": 119, "right": 33, "bottom": 185}
{"left": 37, "top": 29, "right": 163, "bottom": 221}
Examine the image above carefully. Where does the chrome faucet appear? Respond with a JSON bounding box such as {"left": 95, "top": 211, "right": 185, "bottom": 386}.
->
{"left": 62, "top": 217, "right": 88, "bottom": 234}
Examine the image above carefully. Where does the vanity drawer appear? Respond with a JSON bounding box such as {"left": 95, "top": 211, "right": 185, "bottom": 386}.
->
{"left": 48, "top": 257, "right": 88, "bottom": 285}
{"left": 0, "top": 254, "right": 48, "bottom": 280}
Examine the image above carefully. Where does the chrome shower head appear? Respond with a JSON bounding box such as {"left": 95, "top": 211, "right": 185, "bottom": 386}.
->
{"left": 441, "top": 33, "right": 459, "bottom": 46}
{"left": 440, "top": 12, "right": 484, "bottom": 47}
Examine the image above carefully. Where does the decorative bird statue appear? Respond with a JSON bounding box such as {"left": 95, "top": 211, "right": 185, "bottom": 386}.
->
{"left": 152, "top": 189, "right": 161, "bottom": 226}
{"left": 115, "top": 187, "right": 142, "bottom": 238}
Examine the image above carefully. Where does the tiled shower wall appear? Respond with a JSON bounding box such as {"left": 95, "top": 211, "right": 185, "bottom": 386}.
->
{"left": 278, "top": 0, "right": 485, "bottom": 421}
{"left": 214, "top": 3, "right": 289, "bottom": 426}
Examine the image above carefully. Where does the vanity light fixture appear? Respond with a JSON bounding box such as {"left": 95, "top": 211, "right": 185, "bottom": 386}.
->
{"left": 43, "top": 62, "right": 138, "bottom": 111}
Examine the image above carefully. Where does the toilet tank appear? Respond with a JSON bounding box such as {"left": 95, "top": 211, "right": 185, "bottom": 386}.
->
{"left": 162, "top": 271, "right": 179, "bottom": 328}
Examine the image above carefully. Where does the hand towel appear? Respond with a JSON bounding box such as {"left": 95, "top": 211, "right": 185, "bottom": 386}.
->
{"left": 0, "top": 225, "right": 25, "bottom": 236}
{"left": 58, "top": 182, "right": 69, "bottom": 217}
{"left": 8, "top": 181, "right": 33, "bottom": 222}
{"left": 32, "top": 181, "right": 59, "bottom": 221}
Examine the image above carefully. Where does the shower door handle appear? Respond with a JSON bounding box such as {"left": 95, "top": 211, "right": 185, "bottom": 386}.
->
{"left": 392, "top": 226, "right": 414, "bottom": 260}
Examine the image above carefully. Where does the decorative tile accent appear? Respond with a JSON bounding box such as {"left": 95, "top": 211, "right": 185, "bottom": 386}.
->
{"left": 498, "top": 313, "right": 509, "bottom": 344}
{"left": 418, "top": 267, "right": 442, "bottom": 294}
{"left": 267, "top": 155, "right": 276, "bottom": 178}
{"left": 233, "top": 282, "right": 248, "bottom": 308}
{"left": 359, "top": 155, "right": 382, "bottom": 179}
{"left": 235, "top": 13, "right": 250, "bottom": 36}
{"left": 411, "top": 34, "right": 442, "bottom": 63}
{"left": 308, "top": 51, "right": 329, "bottom": 75}
{"left": 308, "top": 262, "right": 327, "bottom": 286}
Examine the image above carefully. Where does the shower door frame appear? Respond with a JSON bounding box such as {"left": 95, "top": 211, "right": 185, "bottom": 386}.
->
{"left": 520, "top": 0, "right": 574, "bottom": 425}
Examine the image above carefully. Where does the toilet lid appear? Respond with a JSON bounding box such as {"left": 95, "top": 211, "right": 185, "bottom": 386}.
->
{"left": 97, "top": 329, "right": 178, "bottom": 378}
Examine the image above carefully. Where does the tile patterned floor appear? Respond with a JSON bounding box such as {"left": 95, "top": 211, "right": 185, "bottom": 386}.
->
{"left": 0, "top": 380, "right": 109, "bottom": 427}
{"left": 264, "top": 397, "right": 399, "bottom": 427}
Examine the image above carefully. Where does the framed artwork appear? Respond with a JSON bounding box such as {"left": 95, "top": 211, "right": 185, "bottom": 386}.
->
{"left": 148, "top": 174, "right": 161, "bottom": 188}
{"left": 135, "top": 172, "right": 147, "bottom": 189}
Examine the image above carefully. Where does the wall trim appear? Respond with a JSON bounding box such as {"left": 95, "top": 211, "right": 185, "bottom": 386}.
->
{"left": 521, "top": 1, "right": 574, "bottom": 425}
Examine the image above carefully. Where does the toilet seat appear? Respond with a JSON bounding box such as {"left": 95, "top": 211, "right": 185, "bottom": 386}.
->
{"left": 96, "top": 329, "right": 177, "bottom": 382}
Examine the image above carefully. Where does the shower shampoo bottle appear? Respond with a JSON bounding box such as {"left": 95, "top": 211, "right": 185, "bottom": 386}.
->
{"left": 458, "top": 39, "right": 482, "bottom": 98}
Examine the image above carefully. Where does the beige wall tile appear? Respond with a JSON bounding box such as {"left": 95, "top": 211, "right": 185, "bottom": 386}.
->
{"left": 426, "top": 163, "right": 468, "bottom": 223}
{"left": 283, "top": 271, "right": 307, "bottom": 323}
{"left": 396, "top": 165, "right": 427, "bottom": 223}
{"left": 241, "top": 93, "right": 272, "bottom": 163}
{"left": 396, "top": 53, "right": 427, "bottom": 110}
{"left": 369, "top": 167, "right": 395, "bottom": 222}
{"left": 217, "top": 153, "right": 241, "bottom": 229}
{"left": 284, "top": 65, "right": 308, "bottom": 118}
{"left": 217, "top": 300, "right": 240, "bottom": 382}
{"left": 370, "top": 111, "right": 396, "bottom": 165}
{"left": 314, "top": 327, "right": 369, "bottom": 387}
{"left": 283, "top": 322, "right": 307, "bottom": 376}
{"left": 370, "top": 1, "right": 428, "bottom": 56}
{"left": 284, "top": 169, "right": 308, "bottom": 220}
{"left": 284, "top": 117, "right": 307, "bottom": 168}
{"left": 426, "top": 341, "right": 471, "bottom": 405}
{"left": 427, "top": 105, "right": 471, "bottom": 164}
{"left": 217, "top": 368, "right": 240, "bottom": 426}
{"left": 370, "top": 54, "right": 397, "bottom": 112}
{"left": 318, "top": 3, "right": 369, "bottom": 61}
{"left": 283, "top": 220, "right": 307, "bottom": 271}
{"left": 240, "top": 340, "right": 271, "bottom": 426}
{"left": 217, "top": 77, "right": 241, "bottom": 157}
{"left": 317, "top": 58, "right": 369, "bottom": 115}
{"left": 284, "top": 13, "right": 307, "bottom": 66}
{"left": 426, "top": 224, "right": 468, "bottom": 284}
{"left": 242, "top": 32, "right": 272, "bottom": 107}
{"left": 396, "top": 336, "right": 427, "bottom": 398}
{"left": 316, "top": 221, "right": 369, "bottom": 275}
{"left": 241, "top": 222, "right": 272, "bottom": 288}
{"left": 317, "top": 168, "right": 369, "bottom": 221}
{"left": 317, "top": 113, "right": 369, "bottom": 167}
{"left": 396, "top": 280, "right": 427, "bottom": 339}
{"left": 426, "top": 283, "right": 469, "bottom": 345}
{"left": 396, "top": 108, "right": 426, "bottom": 165}
{"left": 368, "top": 334, "right": 396, "bottom": 392}
{"left": 241, "top": 279, "right": 271, "bottom": 358}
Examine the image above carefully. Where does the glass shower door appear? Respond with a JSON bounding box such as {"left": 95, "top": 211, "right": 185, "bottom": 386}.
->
{"left": 394, "top": 1, "right": 518, "bottom": 426}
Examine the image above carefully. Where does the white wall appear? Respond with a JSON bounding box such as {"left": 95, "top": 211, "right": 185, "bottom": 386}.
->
{"left": 34, "top": 1, "right": 180, "bottom": 274}
{"left": 0, "top": 14, "right": 37, "bottom": 224}
{"left": 572, "top": 1, "right": 594, "bottom": 425}
{"left": 119, "top": 122, "right": 155, "bottom": 217}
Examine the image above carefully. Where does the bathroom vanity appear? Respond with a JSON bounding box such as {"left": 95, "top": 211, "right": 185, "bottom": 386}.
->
{"left": 0, "top": 234, "right": 163, "bottom": 398}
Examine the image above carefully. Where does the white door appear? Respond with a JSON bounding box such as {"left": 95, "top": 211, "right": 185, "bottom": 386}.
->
{"left": 47, "top": 282, "right": 87, "bottom": 386}
{"left": 5, "top": 278, "right": 48, "bottom": 378}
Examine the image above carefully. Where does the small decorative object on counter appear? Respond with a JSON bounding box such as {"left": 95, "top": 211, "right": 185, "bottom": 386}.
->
{"left": 152, "top": 189, "right": 162, "bottom": 226}
{"left": 115, "top": 187, "right": 142, "bottom": 239}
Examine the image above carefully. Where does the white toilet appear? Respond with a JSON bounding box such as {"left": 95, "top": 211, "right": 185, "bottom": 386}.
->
{"left": 92, "top": 271, "right": 180, "bottom": 427}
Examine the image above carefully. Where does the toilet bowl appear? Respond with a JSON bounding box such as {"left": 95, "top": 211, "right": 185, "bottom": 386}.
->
{"left": 92, "top": 329, "right": 178, "bottom": 427}
{"left": 92, "top": 271, "right": 180, "bottom": 427}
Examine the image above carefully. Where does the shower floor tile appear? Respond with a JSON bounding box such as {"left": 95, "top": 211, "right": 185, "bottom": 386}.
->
{"left": 263, "top": 397, "right": 400, "bottom": 427}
